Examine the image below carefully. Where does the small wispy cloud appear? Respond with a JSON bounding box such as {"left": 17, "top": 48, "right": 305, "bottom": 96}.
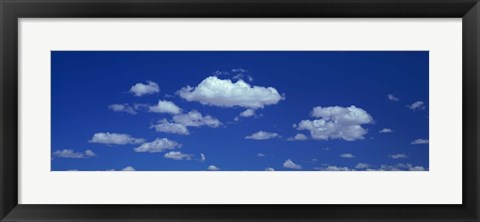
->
{"left": 379, "top": 128, "right": 393, "bottom": 133}
{"left": 235, "top": 109, "right": 256, "bottom": 121}
{"left": 164, "top": 151, "right": 193, "bottom": 160}
{"left": 287, "top": 133, "right": 308, "bottom": 141}
{"left": 340, "top": 153, "right": 356, "bottom": 158}
{"left": 108, "top": 104, "right": 137, "bottom": 115}
{"left": 89, "top": 132, "right": 145, "bottom": 145}
{"left": 283, "top": 159, "right": 302, "bottom": 170}
{"left": 52, "top": 149, "right": 96, "bottom": 158}
{"left": 207, "top": 165, "right": 220, "bottom": 171}
{"left": 407, "top": 101, "right": 425, "bottom": 110}
{"left": 151, "top": 119, "right": 190, "bottom": 135}
{"left": 245, "top": 131, "right": 280, "bottom": 140}
{"left": 389, "top": 153, "right": 408, "bottom": 159}
{"left": 314, "top": 165, "right": 353, "bottom": 171}
{"left": 122, "top": 166, "right": 136, "bottom": 171}
{"left": 129, "top": 81, "right": 160, "bottom": 97}
{"left": 149, "top": 100, "right": 182, "bottom": 114}
{"left": 134, "top": 138, "right": 181, "bottom": 153}
{"left": 387, "top": 94, "right": 399, "bottom": 101}
{"left": 355, "top": 163, "right": 370, "bottom": 169}
{"left": 173, "top": 110, "right": 222, "bottom": 128}
{"left": 411, "top": 139, "right": 429, "bottom": 145}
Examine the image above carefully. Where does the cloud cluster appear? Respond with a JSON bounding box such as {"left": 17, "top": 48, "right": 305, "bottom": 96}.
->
{"left": 108, "top": 104, "right": 137, "bottom": 115}
{"left": 245, "top": 131, "right": 280, "bottom": 140}
{"left": 178, "top": 76, "right": 284, "bottom": 109}
{"left": 378, "top": 163, "right": 426, "bottom": 171}
{"left": 411, "top": 139, "right": 429, "bottom": 145}
{"left": 283, "top": 159, "right": 302, "bottom": 169}
{"left": 408, "top": 101, "right": 425, "bottom": 110}
{"left": 295, "top": 106, "right": 373, "bottom": 141}
{"left": 89, "top": 132, "right": 145, "bottom": 145}
{"left": 164, "top": 151, "right": 193, "bottom": 160}
{"left": 149, "top": 100, "right": 182, "bottom": 114}
{"left": 52, "top": 149, "right": 96, "bottom": 158}
{"left": 129, "top": 81, "right": 160, "bottom": 96}
{"left": 134, "top": 138, "right": 181, "bottom": 153}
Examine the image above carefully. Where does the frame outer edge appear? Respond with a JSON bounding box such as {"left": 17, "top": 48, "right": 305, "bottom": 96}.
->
{"left": 1, "top": 0, "right": 480, "bottom": 221}
{"left": 463, "top": 2, "right": 480, "bottom": 221}
{"left": 0, "top": 0, "right": 19, "bottom": 221}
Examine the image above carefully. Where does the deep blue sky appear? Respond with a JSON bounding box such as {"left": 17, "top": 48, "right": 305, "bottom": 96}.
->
{"left": 51, "top": 51, "right": 429, "bottom": 171}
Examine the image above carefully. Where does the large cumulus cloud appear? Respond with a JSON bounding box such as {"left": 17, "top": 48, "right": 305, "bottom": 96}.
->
{"left": 295, "top": 106, "right": 373, "bottom": 141}
{"left": 178, "top": 76, "right": 284, "bottom": 109}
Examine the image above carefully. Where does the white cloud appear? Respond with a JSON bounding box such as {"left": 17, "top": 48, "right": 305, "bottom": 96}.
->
{"left": 314, "top": 165, "right": 352, "bottom": 171}
{"left": 257, "top": 153, "right": 266, "bottom": 157}
{"left": 407, "top": 101, "right": 426, "bottom": 110}
{"left": 245, "top": 131, "right": 280, "bottom": 140}
{"left": 355, "top": 163, "right": 370, "bottom": 169}
{"left": 108, "top": 104, "right": 137, "bottom": 114}
{"left": 389, "top": 153, "right": 408, "bottom": 159}
{"left": 89, "top": 132, "right": 144, "bottom": 145}
{"left": 134, "top": 138, "right": 181, "bottom": 153}
{"left": 173, "top": 110, "right": 221, "bottom": 128}
{"left": 164, "top": 151, "right": 193, "bottom": 160}
{"left": 207, "top": 165, "right": 220, "bottom": 171}
{"left": 52, "top": 149, "right": 96, "bottom": 158}
{"left": 379, "top": 163, "right": 427, "bottom": 171}
{"left": 232, "top": 68, "right": 248, "bottom": 73}
{"left": 178, "top": 76, "right": 284, "bottom": 109}
{"left": 295, "top": 106, "right": 373, "bottom": 141}
{"left": 149, "top": 100, "right": 182, "bottom": 114}
{"left": 409, "top": 166, "right": 427, "bottom": 171}
{"left": 287, "top": 133, "right": 308, "bottom": 141}
{"left": 265, "top": 167, "right": 275, "bottom": 171}
{"left": 379, "top": 128, "right": 393, "bottom": 133}
{"left": 200, "top": 153, "right": 206, "bottom": 161}
{"left": 340, "top": 153, "right": 356, "bottom": 158}
{"left": 283, "top": 159, "right": 302, "bottom": 169}
{"left": 234, "top": 109, "right": 257, "bottom": 121}
{"left": 151, "top": 119, "right": 190, "bottom": 135}
{"left": 122, "top": 166, "right": 136, "bottom": 171}
{"left": 129, "top": 81, "right": 160, "bottom": 96}
{"left": 387, "top": 94, "right": 399, "bottom": 101}
{"left": 84, "top": 149, "right": 96, "bottom": 157}
{"left": 411, "top": 139, "right": 429, "bottom": 145}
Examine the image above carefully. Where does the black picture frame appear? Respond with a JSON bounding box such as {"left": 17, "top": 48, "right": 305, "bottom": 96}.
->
{"left": 1, "top": 0, "right": 479, "bottom": 221}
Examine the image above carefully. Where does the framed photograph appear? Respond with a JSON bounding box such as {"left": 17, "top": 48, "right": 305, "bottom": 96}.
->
{"left": 1, "top": 0, "right": 479, "bottom": 221}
